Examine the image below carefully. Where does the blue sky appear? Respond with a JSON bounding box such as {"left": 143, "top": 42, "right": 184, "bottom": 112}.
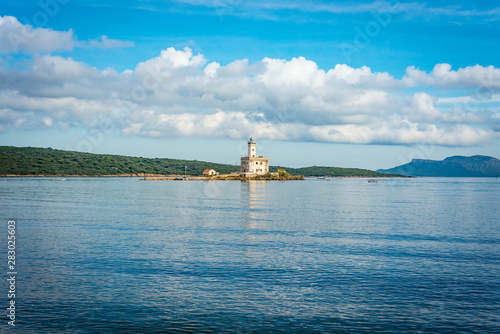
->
{"left": 0, "top": 0, "right": 499, "bottom": 169}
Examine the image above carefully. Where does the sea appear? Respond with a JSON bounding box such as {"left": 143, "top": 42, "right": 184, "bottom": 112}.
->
{"left": 0, "top": 177, "right": 499, "bottom": 333}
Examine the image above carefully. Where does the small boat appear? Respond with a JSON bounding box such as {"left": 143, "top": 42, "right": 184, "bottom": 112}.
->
{"left": 317, "top": 176, "right": 326, "bottom": 179}
{"left": 368, "top": 179, "right": 382, "bottom": 183}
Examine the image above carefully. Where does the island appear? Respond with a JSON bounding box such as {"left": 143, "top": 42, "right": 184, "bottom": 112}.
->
{"left": 0, "top": 145, "right": 403, "bottom": 179}
{"left": 143, "top": 169, "right": 305, "bottom": 181}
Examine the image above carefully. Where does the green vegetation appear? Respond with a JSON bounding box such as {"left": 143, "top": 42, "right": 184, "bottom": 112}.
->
{"left": 210, "top": 172, "right": 304, "bottom": 181}
{"left": 253, "top": 172, "right": 304, "bottom": 180}
{"left": 0, "top": 146, "right": 402, "bottom": 177}
{"left": 270, "top": 165, "right": 402, "bottom": 177}
{"left": 0, "top": 146, "right": 239, "bottom": 176}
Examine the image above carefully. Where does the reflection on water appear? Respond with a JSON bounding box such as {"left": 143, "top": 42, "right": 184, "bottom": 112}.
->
{"left": 242, "top": 181, "right": 269, "bottom": 230}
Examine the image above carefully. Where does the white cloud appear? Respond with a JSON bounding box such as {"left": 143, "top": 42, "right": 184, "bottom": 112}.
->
{"left": 405, "top": 63, "right": 500, "bottom": 90}
{"left": 0, "top": 16, "right": 73, "bottom": 54}
{"left": 78, "top": 35, "right": 134, "bottom": 49}
{"left": 0, "top": 16, "right": 134, "bottom": 54}
{"left": 308, "top": 122, "right": 493, "bottom": 146}
{"left": 0, "top": 46, "right": 498, "bottom": 146}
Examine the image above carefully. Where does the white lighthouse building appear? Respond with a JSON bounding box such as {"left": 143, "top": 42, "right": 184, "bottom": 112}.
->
{"left": 240, "top": 137, "right": 269, "bottom": 175}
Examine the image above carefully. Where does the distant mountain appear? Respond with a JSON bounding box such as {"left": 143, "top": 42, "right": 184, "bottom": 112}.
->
{"left": 377, "top": 155, "right": 500, "bottom": 177}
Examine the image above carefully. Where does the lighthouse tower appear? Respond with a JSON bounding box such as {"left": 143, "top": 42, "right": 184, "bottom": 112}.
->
{"left": 240, "top": 137, "right": 269, "bottom": 175}
{"left": 248, "top": 137, "right": 256, "bottom": 157}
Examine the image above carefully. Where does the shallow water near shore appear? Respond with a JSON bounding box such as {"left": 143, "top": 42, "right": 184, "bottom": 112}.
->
{"left": 1, "top": 177, "right": 499, "bottom": 333}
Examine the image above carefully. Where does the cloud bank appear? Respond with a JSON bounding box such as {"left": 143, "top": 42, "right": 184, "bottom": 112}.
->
{"left": 0, "top": 42, "right": 498, "bottom": 145}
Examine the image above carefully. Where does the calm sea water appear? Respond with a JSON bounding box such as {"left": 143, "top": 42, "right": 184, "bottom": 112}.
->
{"left": 0, "top": 177, "right": 499, "bottom": 333}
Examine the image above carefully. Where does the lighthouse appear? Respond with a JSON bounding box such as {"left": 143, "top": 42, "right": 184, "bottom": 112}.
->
{"left": 240, "top": 137, "right": 269, "bottom": 175}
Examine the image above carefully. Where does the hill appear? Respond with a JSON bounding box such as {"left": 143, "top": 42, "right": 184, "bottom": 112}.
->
{"left": 0, "top": 146, "right": 398, "bottom": 177}
{"left": 377, "top": 155, "right": 500, "bottom": 177}
{"left": 272, "top": 165, "right": 400, "bottom": 177}
{"left": 0, "top": 146, "right": 238, "bottom": 176}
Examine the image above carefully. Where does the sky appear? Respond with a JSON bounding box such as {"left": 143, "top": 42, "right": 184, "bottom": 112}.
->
{"left": 0, "top": 0, "right": 499, "bottom": 170}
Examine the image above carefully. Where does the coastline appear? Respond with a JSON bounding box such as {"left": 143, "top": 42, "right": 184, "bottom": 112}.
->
{"left": 0, "top": 174, "right": 164, "bottom": 178}
{"left": 0, "top": 174, "right": 411, "bottom": 179}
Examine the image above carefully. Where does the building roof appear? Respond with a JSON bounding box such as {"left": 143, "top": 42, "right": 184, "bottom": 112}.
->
{"left": 203, "top": 169, "right": 214, "bottom": 172}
